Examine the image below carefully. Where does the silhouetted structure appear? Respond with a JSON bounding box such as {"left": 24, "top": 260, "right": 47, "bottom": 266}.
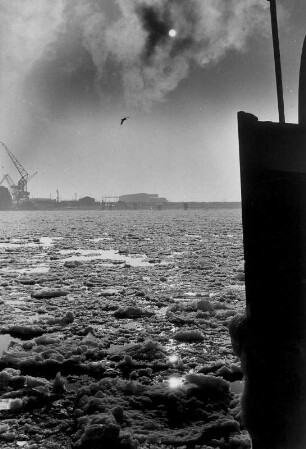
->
{"left": 0, "top": 186, "right": 12, "bottom": 210}
{"left": 0, "top": 142, "right": 37, "bottom": 205}
{"left": 119, "top": 193, "right": 168, "bottom": 203}
{"left": 79, "top": 196, "right": 95, "bottom": 206}
{"left": 31, "top": 198, "right": 56, "bottom": 209}
{"left": 237, "top": 35, "right": 306, "bottom": 449}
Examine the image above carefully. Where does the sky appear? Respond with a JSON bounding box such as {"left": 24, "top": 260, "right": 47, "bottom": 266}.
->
{"left": 0, "top": 0, "right": 305, "bottom": 202}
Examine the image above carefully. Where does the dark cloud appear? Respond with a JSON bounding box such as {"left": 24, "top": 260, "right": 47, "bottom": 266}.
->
{"left": 1, "top": 0, "right": 273, "bottom": 113}
{"left": 21, "top": 1, "right": 123, "bottom": 117}
{"left": 114, "top": 0, "right": 271, "bottom": 108}
{"left": 135, "top": 1, "right": 200, "bottom": 62}
{"left": 136, "top": 4, "right": 172, "bottom": 60}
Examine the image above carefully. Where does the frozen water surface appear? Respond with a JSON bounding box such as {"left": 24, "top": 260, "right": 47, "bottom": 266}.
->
{"left": 0, "top": 334, "right": 21, "bottom": 356}
{"left": 39, "top": 236, "right": 53, "bottom": 246}
{"left": 167, "top": 376, "right": 185, "bottom": 389}
{"left": 0, "top": 242, "right": 38, "bottom": 249}
{"left": 0, "top": 398, "right": 13, "bottom": 410}
{"left": 5, "top": 299, "right": 26, "bottom": 306}
{"left": 0, "top": 334, "right": 12, "bottom": 355}
{"left": 0, "top": 209, "right": 246, "bottom": 446}
{"left": 230, "top": 380, "right": 244, "bottom": 394}
{"left": 60, "top": 248, "right": 153, "bottom": 267}
{"left": 91, "top": 237, "right": 113, "bottom": 242}
{"left": 0, "top": 236, "right": 54, "bottom": 248}
{"left": 0, "top": 264, "right": 50, "bottom": 274}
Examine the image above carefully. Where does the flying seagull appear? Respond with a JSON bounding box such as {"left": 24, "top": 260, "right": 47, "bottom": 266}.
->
{"left": 120, "top": 116, "right": 130, "bottom": 125}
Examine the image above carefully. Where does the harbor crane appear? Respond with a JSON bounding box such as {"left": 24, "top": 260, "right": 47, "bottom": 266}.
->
{"left": 0, "top": 174, "right": 15, "bottom": 191}
{"left": 0, "top": 141, "right": 37, "bottom": 204}
{"left": 0, "top": 174, "right": 19, "bottom": 203}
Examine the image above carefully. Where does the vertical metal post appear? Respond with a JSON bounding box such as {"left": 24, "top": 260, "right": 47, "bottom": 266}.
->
{"left": 238, "top": 111, "right": 306, "bottom": 449}
{"left": 299, "top": 37, "right": 306, "bottom": 125}
{"left": 268, "top": 0, "right": 285, "bottom": 124}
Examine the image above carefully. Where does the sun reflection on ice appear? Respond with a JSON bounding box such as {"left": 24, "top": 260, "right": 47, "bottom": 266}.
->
{"left": 168, "top": 354, "right": 179, "bottom": 364}
{"left": 168, "top": 376, "right": 184, "bottom": 389}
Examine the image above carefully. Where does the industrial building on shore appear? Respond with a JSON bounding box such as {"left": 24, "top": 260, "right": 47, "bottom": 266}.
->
{"left": 118, "top": 193, "right": 168, "bottom": 203}
{"left": 0, "top": 186, "right": 240, "bottom": 211}
{"left": 0, "top": 186, "right": 13, "bottom": 210}
{"left": 0, "top": 141, "right": 240, "bottom": 211}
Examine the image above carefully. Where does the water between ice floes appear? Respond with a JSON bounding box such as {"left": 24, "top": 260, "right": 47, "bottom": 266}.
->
{"left": 0, "top": 237, "right": 164, "bottom": 274}
{"left": 60, "top": 249, "right": 155, "bottom": 267}
{"left": 0, "top": 334, "right": 12, "bottom": 356}
{"left": 0, "top": 236, "right": 54, "bottom": 248}
{"left": 230, "top": 380, "right": 244, "bottom": 394}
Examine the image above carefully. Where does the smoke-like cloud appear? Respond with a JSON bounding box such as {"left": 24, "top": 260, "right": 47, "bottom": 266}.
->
{"left": 111, "top": 0, "right": 272, "bottom": 108}
{"left": 0, "top": 0, "right": 65, "bottom": 89}
{"left": 0, "top": 0, "right": 278, "bottom": 112}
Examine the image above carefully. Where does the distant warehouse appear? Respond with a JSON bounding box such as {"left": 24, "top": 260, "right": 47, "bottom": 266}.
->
{"left": 119, "top": 193, "right": 168, "bottom": 203}
{"left": 79, "top": 196, "right": 96, "bottom": 205}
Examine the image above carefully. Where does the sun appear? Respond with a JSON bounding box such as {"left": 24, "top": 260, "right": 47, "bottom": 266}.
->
{"left": 168, "top": 29, "right": 177, "bottom": 38}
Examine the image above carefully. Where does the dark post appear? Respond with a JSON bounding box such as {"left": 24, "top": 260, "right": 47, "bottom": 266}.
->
{"left": 237, "top": 36, "right": 306, "bottom": 449}
{"left": 299, "top": 37, "right": 306, "bottom": 125}
{"left": 267, "top": 0, "right": 285, "bottom": 123}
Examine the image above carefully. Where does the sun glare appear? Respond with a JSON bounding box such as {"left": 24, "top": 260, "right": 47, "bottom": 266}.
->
{"left": 169, "top": 29, "right": 177, "bottom": 38}
{"left": 168, "top": 376, "right": 184, "bottom": 389}
{"left": 168, "top": 354, "right": 179, "bottom": 364}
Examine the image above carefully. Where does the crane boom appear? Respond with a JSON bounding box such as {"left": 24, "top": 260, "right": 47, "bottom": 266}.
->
{"left": 0, "top": 141, "right": 28, "bottom": 181}
{"left": 0, "top": 174, "right": 15, "bottom": 187}
{"left": 0, "top": 141, "right": 36, "bottom": 204}
{"left": 27, "top": 171, "right": 37, "bottom": 182}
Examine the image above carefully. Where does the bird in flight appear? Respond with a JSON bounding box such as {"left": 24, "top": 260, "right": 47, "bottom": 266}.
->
{"left": 120, "top": 116, "right": 130, "bottom": 125}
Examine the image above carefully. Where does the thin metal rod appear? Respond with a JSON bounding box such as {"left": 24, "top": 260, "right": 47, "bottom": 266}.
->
{"left": 268, "top": 0, "right": 285, "bottom": 124}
